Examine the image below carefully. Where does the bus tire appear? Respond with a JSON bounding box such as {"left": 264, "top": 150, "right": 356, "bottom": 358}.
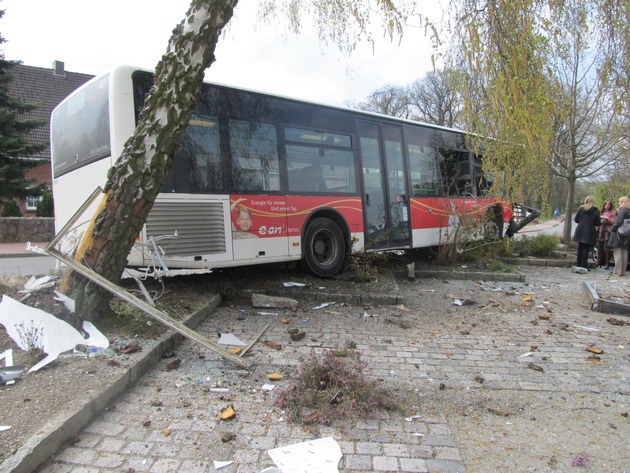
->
{"left": 484, "top": 211, "right": 503, "bottom": 240}
{"left": 303, "top": 218, "right": 346, "bottom": 277}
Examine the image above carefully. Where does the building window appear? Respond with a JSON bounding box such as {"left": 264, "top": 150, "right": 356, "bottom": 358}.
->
{"left": 26, "top": 196, "right": 43, "bottom": 211}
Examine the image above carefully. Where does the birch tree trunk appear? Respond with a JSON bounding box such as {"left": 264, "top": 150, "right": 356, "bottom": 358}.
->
{"left": 58, "top": 0, "right": 237, "bottom": 320}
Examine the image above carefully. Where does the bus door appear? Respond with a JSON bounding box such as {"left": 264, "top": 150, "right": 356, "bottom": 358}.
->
{"left": 358, "top": 121, "right": 411, "bottom": 248}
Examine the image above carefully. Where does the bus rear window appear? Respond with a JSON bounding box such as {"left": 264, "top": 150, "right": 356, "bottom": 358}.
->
{"left": 51, "top": 74, "right": 111, "bottom": 178}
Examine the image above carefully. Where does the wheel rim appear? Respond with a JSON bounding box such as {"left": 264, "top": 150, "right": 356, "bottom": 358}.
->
{"left": 312, "top": 229, "right": 338, "bottom": 265}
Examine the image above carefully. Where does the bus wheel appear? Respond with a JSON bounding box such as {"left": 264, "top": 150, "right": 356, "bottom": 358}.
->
{"left": 484, "top": 214, "right": 503, "bottom": 240}
{"left": 303, "top": 218, "right": 346, "bottom": 277}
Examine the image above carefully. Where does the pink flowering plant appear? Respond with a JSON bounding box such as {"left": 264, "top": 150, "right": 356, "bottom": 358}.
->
{"left": 273, "top": 349, "right": 398, "bottom": 424}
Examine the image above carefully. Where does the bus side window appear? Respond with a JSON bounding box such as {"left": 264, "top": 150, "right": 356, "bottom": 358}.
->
{"left": 409, "top": 145, "right": 440, "bottom": 197}
{"left": 229, "top": 120, "right": 280, "bottom": 192}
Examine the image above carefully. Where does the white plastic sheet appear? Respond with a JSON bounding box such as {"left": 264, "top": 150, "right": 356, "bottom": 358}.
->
{"left": 266, "top": 437, "right": 342, "bottom": 473}
{"left": 0, "top": 296, "right": 109, "bottom": 372}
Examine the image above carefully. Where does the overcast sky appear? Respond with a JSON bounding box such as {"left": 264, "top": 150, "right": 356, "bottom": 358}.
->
{"left": 1, "top": 0, "right": 443, "bottom": 106}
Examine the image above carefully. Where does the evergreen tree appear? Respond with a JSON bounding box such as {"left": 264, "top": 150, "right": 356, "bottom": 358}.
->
{"left": 0, "top": 9, "right": 46, "bottom": 208}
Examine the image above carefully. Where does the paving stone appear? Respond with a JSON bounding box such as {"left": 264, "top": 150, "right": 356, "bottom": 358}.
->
{"left": 372, "top": 455, "right": 399, "bottom": 471}
{"left": 344, "top": 454, "right": 373, "bottom": 470}
{"left": 400, "top": 457, "right": 430, "bottom": 472}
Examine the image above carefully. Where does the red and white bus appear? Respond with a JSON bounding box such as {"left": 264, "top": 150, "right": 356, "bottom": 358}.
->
{"left": 50, "top": 66, "right": 512, "bottom": 277}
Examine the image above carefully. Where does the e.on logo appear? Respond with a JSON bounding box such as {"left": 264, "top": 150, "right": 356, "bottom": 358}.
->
{"left": 258, "top": 226, "right": 284, "bottom": 236}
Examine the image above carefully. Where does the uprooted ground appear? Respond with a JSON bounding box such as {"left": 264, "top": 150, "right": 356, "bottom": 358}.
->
{"left": 1, "top": 259, "right": 629, "bottom": 472}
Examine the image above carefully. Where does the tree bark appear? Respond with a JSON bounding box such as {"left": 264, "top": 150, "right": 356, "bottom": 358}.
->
{"left": 58, "top": 0, "right": 238, "bottom": 321}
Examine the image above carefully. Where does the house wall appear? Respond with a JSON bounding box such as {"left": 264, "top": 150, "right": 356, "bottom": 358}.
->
{"left": 0, "top": 217, "right": 55, "bottom": 243}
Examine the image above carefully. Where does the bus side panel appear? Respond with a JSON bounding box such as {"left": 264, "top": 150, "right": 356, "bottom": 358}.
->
{"left": 130, "top": 194, "right": 234, "bottom": 269}
{"left": 228, "top": 195, "right": 289, "bottom": 262}
{"left": 52, "top": 158, "right": 113, "bottom": 233}
{"left": 285, "top": 195, "right": 364, "bottom": 256}
{"left": 410, "top": 196, "right": 510, "bottom": 248}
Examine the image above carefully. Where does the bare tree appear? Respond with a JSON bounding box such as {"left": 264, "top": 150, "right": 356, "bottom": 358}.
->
{"left": 352, "top": 85, "right": 411, "bottom": 118}
{"left": 407, "top": 68, "right": 462, "bottom": 127}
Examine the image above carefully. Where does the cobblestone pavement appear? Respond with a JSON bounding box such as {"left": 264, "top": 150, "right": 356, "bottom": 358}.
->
{"left": 35, "top": 265, "right": 630, "bottom": 473}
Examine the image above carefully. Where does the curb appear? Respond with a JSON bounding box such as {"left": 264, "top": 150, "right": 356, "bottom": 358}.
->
{"left": 0, "top": 293, "right": 222, "bottom": 473}
{"left": 0, "top": 252, "right": 49, "bottom": 259}
{"left": 237, "top": 288, "right": 406, "bottom": 307}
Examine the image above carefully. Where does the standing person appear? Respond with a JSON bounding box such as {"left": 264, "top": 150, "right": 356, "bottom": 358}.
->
{"left": 607, "top": 196, "right": 630, "bottom": 277}
{"left": 596, "top": 199, "right": 616, "bottom": 269}
{"left": 573, "top": 195, "right": 601, "bottom": 271}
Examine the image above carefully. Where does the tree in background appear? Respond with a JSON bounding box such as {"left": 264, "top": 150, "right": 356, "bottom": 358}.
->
{"left": 350, "top": 84, "right": 411, "bottom": 118}
{"left": 547, "top": 0, "right": 627, "bottom": 242}
{"left": 0, "top": 9, "right": 45, "bottom": 214}
{"left": 445, "top": 0, "right": 629, "bottom": 219}
{"left": 58, "top": 0, "right": 417, "bottom": 320}
{"left": 351, "top": 68, "right": 462, "bottom": 127}
{"left": 407, "top": 68, "right": 462, "bottom": 128}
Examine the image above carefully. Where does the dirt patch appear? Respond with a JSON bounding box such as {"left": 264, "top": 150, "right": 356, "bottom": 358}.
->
{"left": 0, "top": 271, "right": 217, "bottom": 465}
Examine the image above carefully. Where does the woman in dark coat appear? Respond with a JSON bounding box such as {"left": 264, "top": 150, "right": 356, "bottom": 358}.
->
{"left": 607, "top": 196, "right": 630, "bottom": 277}
{"left": 573, "top": 195, "right": 601, "bottom": 270}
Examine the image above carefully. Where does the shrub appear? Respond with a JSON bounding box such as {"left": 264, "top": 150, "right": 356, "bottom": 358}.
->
{"left": 521, "top": 234, "right": 560, "bottom": 256}
{"left": 1, "top": 201, "right": 22, "bottom": 217}
{"left": 36, "top": 191, "right": 54, "bottom": 217}
{"left": 273, "top": 349, "right": 398, "bottom": 424}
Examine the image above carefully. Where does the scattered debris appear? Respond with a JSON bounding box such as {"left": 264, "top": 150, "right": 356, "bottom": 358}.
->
{"left": 0, "top": 364, "right": 25, "bottom": 384}
{"left": 213, "top": 460, "right": 234, "bottom": 469}
{"left": 586, "top": 347, "right": 604, "bottom": 355}
{"left": 209, "top": 388, "right": 230, "bottom": 393}
{"left": 261, "top": 384, "right": 275, "bottom": 391}
{"left": 46, "top": 240, "right": 250, "bottom": 368}
{"left": 583, "top": 281, "right": 630, "bottom": 315}
{"left": 528, "top": 362, "right": 544, "bottom": 372}
{"left": 573, "top": 325, "right": 600, "bottom": 332}
{"left": 313, "top": 302, "right": 333, "bottom": 310}
{"left": 474, "top": 375, "right": 485, "bottom": 384}
{"left": 268, "top": 372, "right": 283, "bottom": 381}
{"left": 228, "top": 347, "right": 242, "bottom": 355}
{"left": 290, "top": 331, "right": 306, "bottom": 341}
{"left": 0, "top": 296, "right": 109, "bottom": 372}
{"left": 283, "top": 282, "right": 306, "bottom": 287}
{"left": 21, "top": 275, "right": 56, "bottom": 293}
{"left": 607, "top": 317, "right": 630, "bottom": 326}
{"left": 488, "top": 407, "right": 510, "bottom": 416}
{"left": 266, "top": 437, "right": 342, "bottom": 473}
{"left": 160, "top": 428, "right": 171, "bottom": 437}
{"left": 280, "top": 318, "right": 289, "bottom": 324}
{"left": 220, "top": 405, "right": 237, "bottom": 420}
{"left": 571, "top": 453, "right": 590, "bottom": 467}
{"left": 0, "top": 426, "right": 11, "bottom": 431}
{"left": 264, "top": 341, "right": 282, "bottom": 350}
{"left": 586, "top": 355, "right": 601, "bottom": 362}
{"left": 217, "top": 333, "right": 247, "bottom": 347}
{"left": 116, "top": 342, "right": 142, "bottom": 354}
{"left": 53, "top": 290, "right": 75, "bottom": 313}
